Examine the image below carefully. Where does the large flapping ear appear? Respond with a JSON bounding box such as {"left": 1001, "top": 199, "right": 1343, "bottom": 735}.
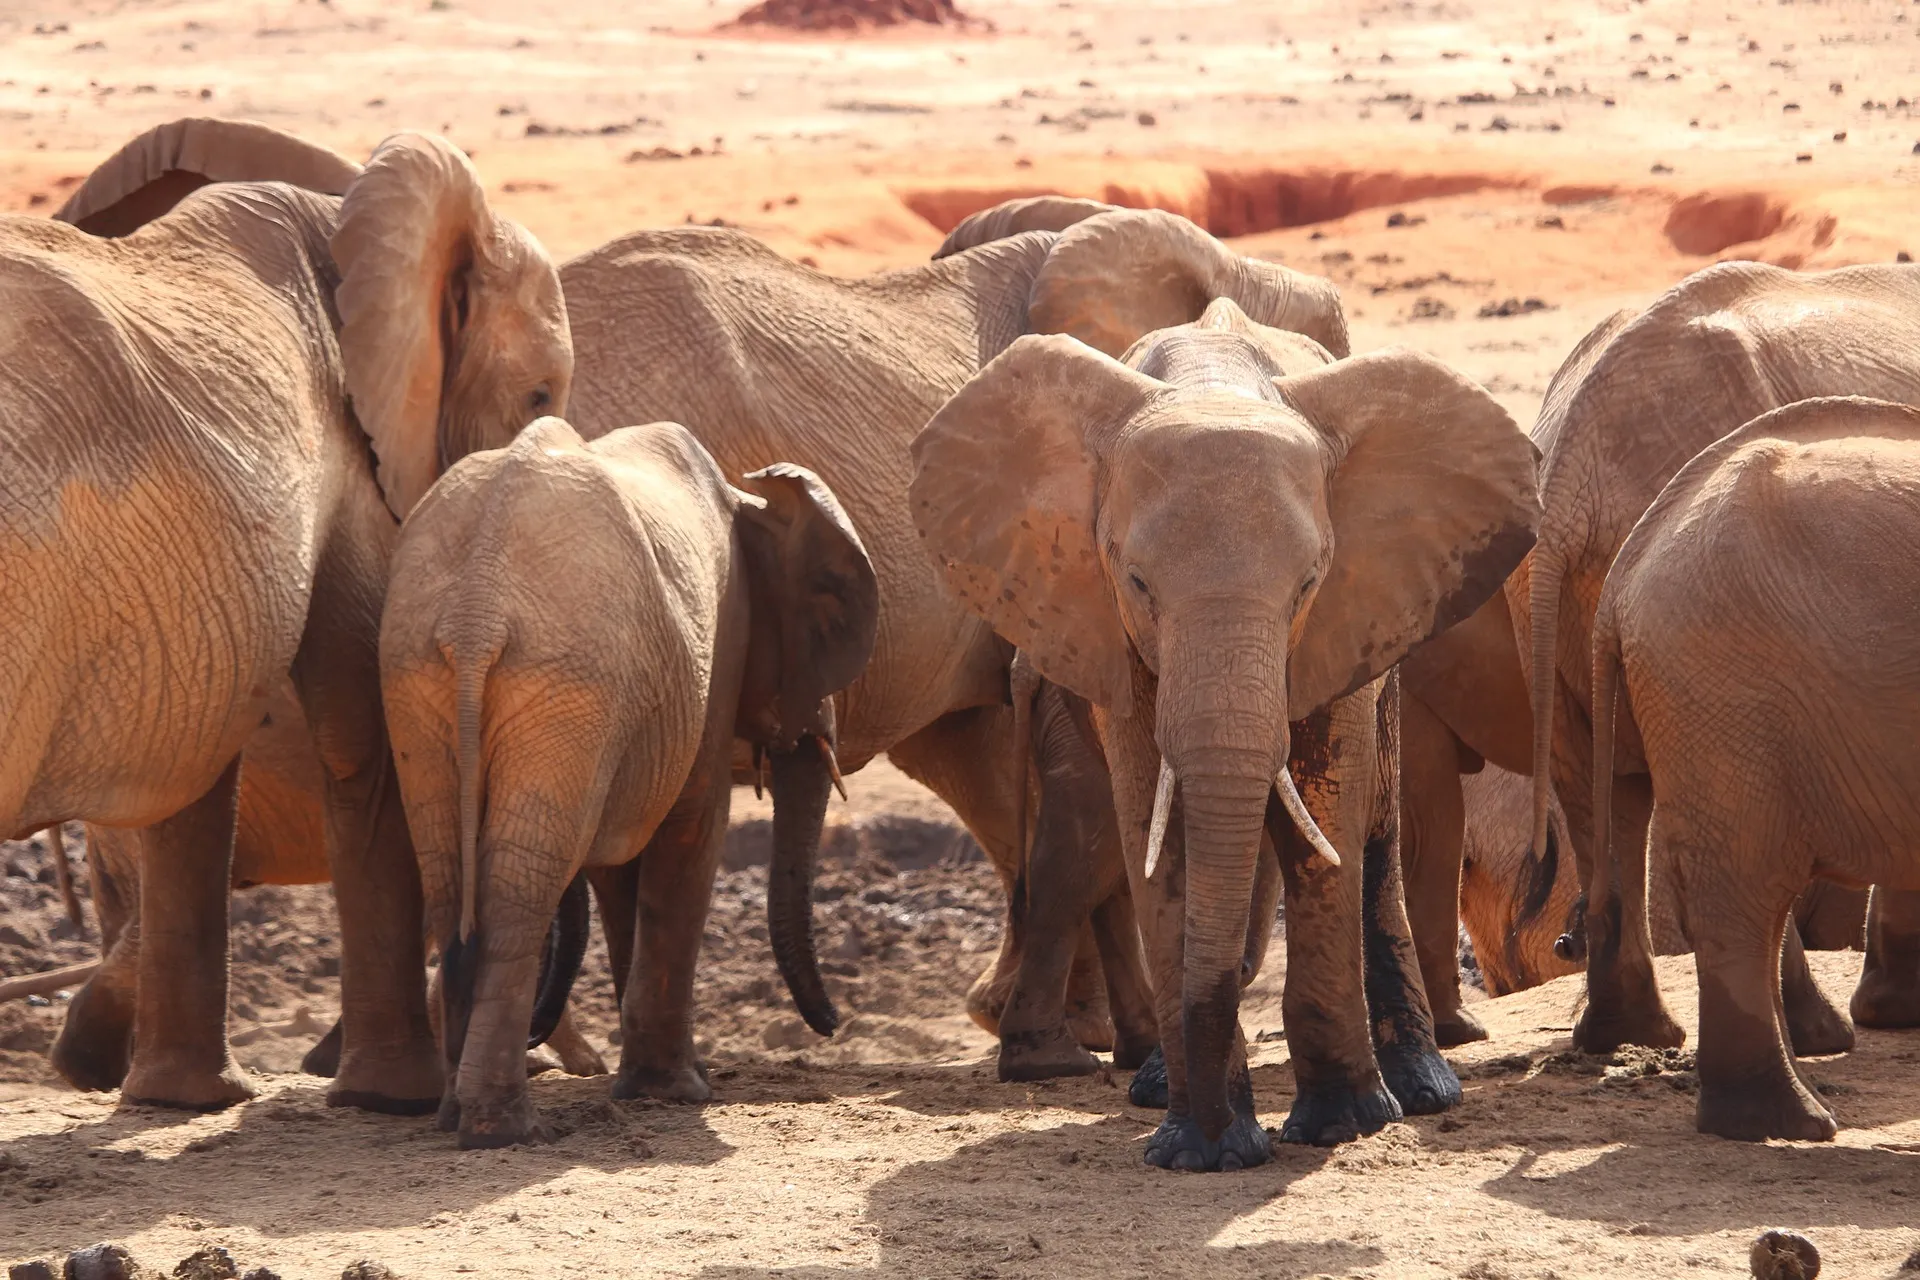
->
{"left": 332, "top": 133, "right": 494, "bottom": 519}
{"left": 55, "top": 118, "right": 361, "bottom": 236}
{"left": 736, "top": 463, "right": 881, "bottom": 748}
{"left": 1276, "top": 347, "right": 1540, "bottom": 715}
{"left": 932, "top": 195, "right": 1115, "bottom": 259}
{"left": 909, "top": 333, "right": 1159, "bottom": 708}
{"left": 1029, "top": 208, "right": 1351, "bottom": 359}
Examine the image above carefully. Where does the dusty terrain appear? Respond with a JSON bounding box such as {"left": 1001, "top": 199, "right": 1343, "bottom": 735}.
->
{"left": 4, "top": 0, "right": 1920, "bottom": 1275}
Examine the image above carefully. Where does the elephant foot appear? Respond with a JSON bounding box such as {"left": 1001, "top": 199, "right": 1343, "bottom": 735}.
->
{"left": 1431, "top": 1006, "right": 1489, "bottom": 1048}
{"left": 1111, "top": 1032, "right": 1158, "bottom": 1073}
{"left": 1067, "top": 1007, "right": 1116, "bottom": 1054}
{"left": 1127, "top": 1045, "right": 1168, "bottom": 1110}
{"left": 452, "top": 1091, "right": 553, "bottom": 1150}
{"left": 1279, "top": 1077, "right": 1402, "bottom": 1147}
{"left": 300, "top": 1020, "right": 343, "bottom": 1078}
{"left": 1785, "top": 991, "right": 1856, "bottom": 1058}
{"left": 1571, "top": 1004, "right": 1685, "bottom": 1055}
{"left": 121, "top": 1057, "right": 256, "bottom": 1112}
{"left": 1850, "top": 965, "right": 1920, "bottom": 1029}
{"left": 997, "top": 1025, "right": 1100, "bottom": 1083}
{"left": 1144, "top": 1108, "right": 1271, "bottom": 1172}
{"left": 964, "top": 967, "right": 1007, "bottom": 1037}
{"left": 612, "top": 1061, "right": 713, "bottom": 1104}
{"left": 1696, "top": 1077, "right": 1836, "bottom": 1143}
{"left": 325, "top": 1040, "right": 444, "bottom": 1116}
{"left": 1376, "top": 1041, "right": 1461, "bottom": 1116}
{"left": 50, "top": 1019, "right": 133, "bottom": 1094}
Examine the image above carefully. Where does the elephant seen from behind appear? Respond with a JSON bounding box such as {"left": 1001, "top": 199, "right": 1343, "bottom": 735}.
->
{"left": 382, "top": 417, "right": 878, "bottom": 1148}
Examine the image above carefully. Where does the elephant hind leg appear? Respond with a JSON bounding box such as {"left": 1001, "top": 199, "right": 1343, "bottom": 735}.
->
{"left": 1851, "top": 887, "right": 1920, "bottom": 1028}
{"left": 1694, "top": 881, "right": 1836, "bottom": 1142}
{"left": 119, "top": 757, "right": 255, "bottom": 1111}
{"left": 1781, "top": 919, "right": 1854, "bottom": 1057}
{"left": 1401, "top": 695, "right": 1485, "bottom": 1047}
{"left": 1092, "top": 889, "right": 1157, "bottom": 1070}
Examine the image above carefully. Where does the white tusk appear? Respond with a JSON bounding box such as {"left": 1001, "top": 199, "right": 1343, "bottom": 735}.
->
{"left": 1276, "top": 767, "right": 1342, "bottom": 869}
{"left": 1144, "top": 758, "right": 1176, "bottom": 879}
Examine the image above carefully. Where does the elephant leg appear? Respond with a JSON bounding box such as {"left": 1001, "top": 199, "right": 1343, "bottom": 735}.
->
{"left": 1362, "top": 688, "right": 1459, "bottom": 1117}
{"left": 120, "top": 757, "right": 254, "bottom": 1110}
{"left": 1272, "top": 703, "right": 1399, "bottom": 1148}
{"left": 51, "top": 831, "right": 140, "bottom": 1091}
{"left": 1781, "top": 918, "right": 1854, "bottom": 1056}
{"left": 1401, "top": 695, "right": 1484, "bottom": 1047}
{"left": 315, "top": 752, "right": 441, "bottom": 1114}
{"left": 1573, "top": 772, "right": 1683, "bottom": 1053}
{"left": 1851, "top": 887, "right": 1920, "bottom": 1028}
{"left": 1547, "top": 675, "right": 1598, "bottom": 951}
{"left": 543, "top": 1006, "right": 608, "bottom": 1078}
{"left": 1693, "top": 876, "right": 1835, "bottom": 1142}
{"left": 995, "top": 790, "right": 1101, "bottom": 1081}
{"left": 890, "top": 707, "right": 1112, "bottom": 1047}
{"left": 301, "top": 1020, "right": 343, "bottom": 1078}
{"left": 1091, "top": 887, "right": 1157, "bottom": 1070}
{"left": 587, "top": 861, "right": 641, "bottom": 1013}
{"left": 612, "top": 782, "right": 730, "bottom": 1104}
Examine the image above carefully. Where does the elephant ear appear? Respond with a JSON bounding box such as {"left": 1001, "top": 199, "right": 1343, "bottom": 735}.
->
{"left": 55, "top": 118, "right": 361, "bottom": 236}
{"left": 1029, "top": 208, "right": 1350, "bottom": 359}
{"left": 1275, "top": 347, "right": 1541, "bottom": 715}
{"left": 736, "top": 463, "right": 881, "bottom": 749}
{"left": 332, "top": 133, "right": 496, "bottom": 519}
{"left": 910, "top": 333, "right": 1159, "bottom": 708}
{"left": 933, "top": 195, "right": 1114, "bottom": 259}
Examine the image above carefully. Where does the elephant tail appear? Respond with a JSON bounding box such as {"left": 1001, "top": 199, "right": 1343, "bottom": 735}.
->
{"left": 1008, "top": 651, "right": 1043, "bottom": 929}
{"left": 1588, "top": 601, "right": 1624, "bottom": 934}
{"left": 453, "top": 639, "right": 501, "bottom": 946}
{"left": 48, "top": 826, "right": 86, "bottom": 938}
{"left": 1526, "top": 547, "right": 1564, "bottom": 870}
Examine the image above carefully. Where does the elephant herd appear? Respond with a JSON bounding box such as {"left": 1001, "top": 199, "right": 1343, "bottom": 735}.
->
{"left": 4, "top": 117, "right": 1919, "bottom": 1175}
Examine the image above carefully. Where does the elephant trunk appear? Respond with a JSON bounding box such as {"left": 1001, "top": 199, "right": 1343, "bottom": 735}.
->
{"left": 769, "top": 740, "right": 840, "bottom": 1037}
{"left": 527, "top": 873, "right": 590, "bottom": 1049}
{"left": 1158, "top": 615, "right": 1291, "bottom": 1140}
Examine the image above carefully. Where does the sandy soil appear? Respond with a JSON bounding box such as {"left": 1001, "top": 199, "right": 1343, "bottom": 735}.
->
{"left": 4, "top": 0, "right": 1920, "bottom": 1276}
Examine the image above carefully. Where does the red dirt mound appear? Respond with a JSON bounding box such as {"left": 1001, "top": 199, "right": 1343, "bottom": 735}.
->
{"left": 723, "top": 0, "right": 987, "bottom": 34}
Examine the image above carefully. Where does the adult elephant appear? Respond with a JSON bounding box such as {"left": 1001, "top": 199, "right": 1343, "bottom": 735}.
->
{"left": 1509, "top": 261, "right": 1920, "bottom": 1048}
{"left": 556, "top": 203, "right": 1348, "bottom": 1047}
{"left": 911, "top": 302, "right": 1539, "bottom": 1170}
{"left": 1587, "top": 396, "right": 1920, "bottom": 1139}
{"left": 5, "top": 117, "right": 571, "bottom": 1111}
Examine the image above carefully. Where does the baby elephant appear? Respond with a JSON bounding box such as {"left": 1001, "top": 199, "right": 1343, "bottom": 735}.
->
{"left": 382, "top": 417, "right": 878, "bottom": 1148}
{"left": 1585, "top": 395, "right": 1920, "bottom": 1142}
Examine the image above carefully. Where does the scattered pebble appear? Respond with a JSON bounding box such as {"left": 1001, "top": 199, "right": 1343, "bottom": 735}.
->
{"left": 62, "top": 1243, "right": 142, "bottom": 1280}
{"left": 1478, "top": 297, "right": 1551, "bottom": 318}
{"left": 1749, "top": 1229, "right": 1820, "bottom": 1280}
{"left": 171, "top": 1247, "right": 238, "bottom": 1280}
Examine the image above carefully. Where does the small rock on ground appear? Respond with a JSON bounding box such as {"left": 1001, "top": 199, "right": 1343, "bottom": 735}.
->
{"left": 1749, "top": 1229, "right": 1820, "bottom": 1280}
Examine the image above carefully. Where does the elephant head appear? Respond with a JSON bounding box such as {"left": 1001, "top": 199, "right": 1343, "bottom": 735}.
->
{"left": 55, "top": 117, "right": 573, "bottom": 520}
{"left": 733, "top": 463, "right": 882, "bottom": 1037}
{"left": 910, "top": 306, "right": 1538, "bottom": 1139}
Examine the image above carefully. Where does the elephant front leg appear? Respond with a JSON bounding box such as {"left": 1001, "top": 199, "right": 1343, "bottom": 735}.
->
{"left": 51, "top": 904, "right": 139, "bottom": 1092}
{"left": 613, "top": 783, "right": 730, "bottom": 1104}
{"left": 120, "top": 758, "right": 254, "bottom": 1110}
{"left": 1273, "top": 703, "right": 1400, "bottom": 1147}
{"left": 1851, "top": 887, "right": 1920, "bottom": 1028}
{"left": 1363, "top": 682, "right": 1460, "bottom": 1115}
{"left": 1572, "top": 772, "right": 1683, "bottom": 1053}
{"left": 1400, "top": 695, "right": 1485, "bottom": 1047}
{"left": 319, "top": 755, "right": 442, "bottom": 1114}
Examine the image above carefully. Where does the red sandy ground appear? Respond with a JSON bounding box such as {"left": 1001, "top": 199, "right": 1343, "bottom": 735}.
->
{"left": 3, "top": 2, "right": 1920, "bottom": 1276}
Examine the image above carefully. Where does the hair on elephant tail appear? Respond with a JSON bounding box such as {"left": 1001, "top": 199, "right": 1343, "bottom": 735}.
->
{"left": 528, "top": 874, "right": 590, "bottom": 1050}
{"left": 1504, "top": 820, "right": 1561, "bottom": 986}
{"left": 769, "top": 742, "right": 840, "bottom": 1037}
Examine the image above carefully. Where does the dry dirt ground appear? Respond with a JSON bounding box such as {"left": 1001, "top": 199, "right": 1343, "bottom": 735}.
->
{"left": 4, "top": 0, "right": 1920, "bottom": 1276}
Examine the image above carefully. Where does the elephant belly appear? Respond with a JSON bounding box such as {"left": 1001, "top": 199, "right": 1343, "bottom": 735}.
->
{"left": 0, "top": 465, "right": 316, "bottom": 835}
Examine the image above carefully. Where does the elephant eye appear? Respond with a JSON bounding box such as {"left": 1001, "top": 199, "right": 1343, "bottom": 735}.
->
{"left": 528, "top": 383, "right": 553, "bottom": 414}
{"left": 1128, "top": 571, "right": 1151, "bottom": 596}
